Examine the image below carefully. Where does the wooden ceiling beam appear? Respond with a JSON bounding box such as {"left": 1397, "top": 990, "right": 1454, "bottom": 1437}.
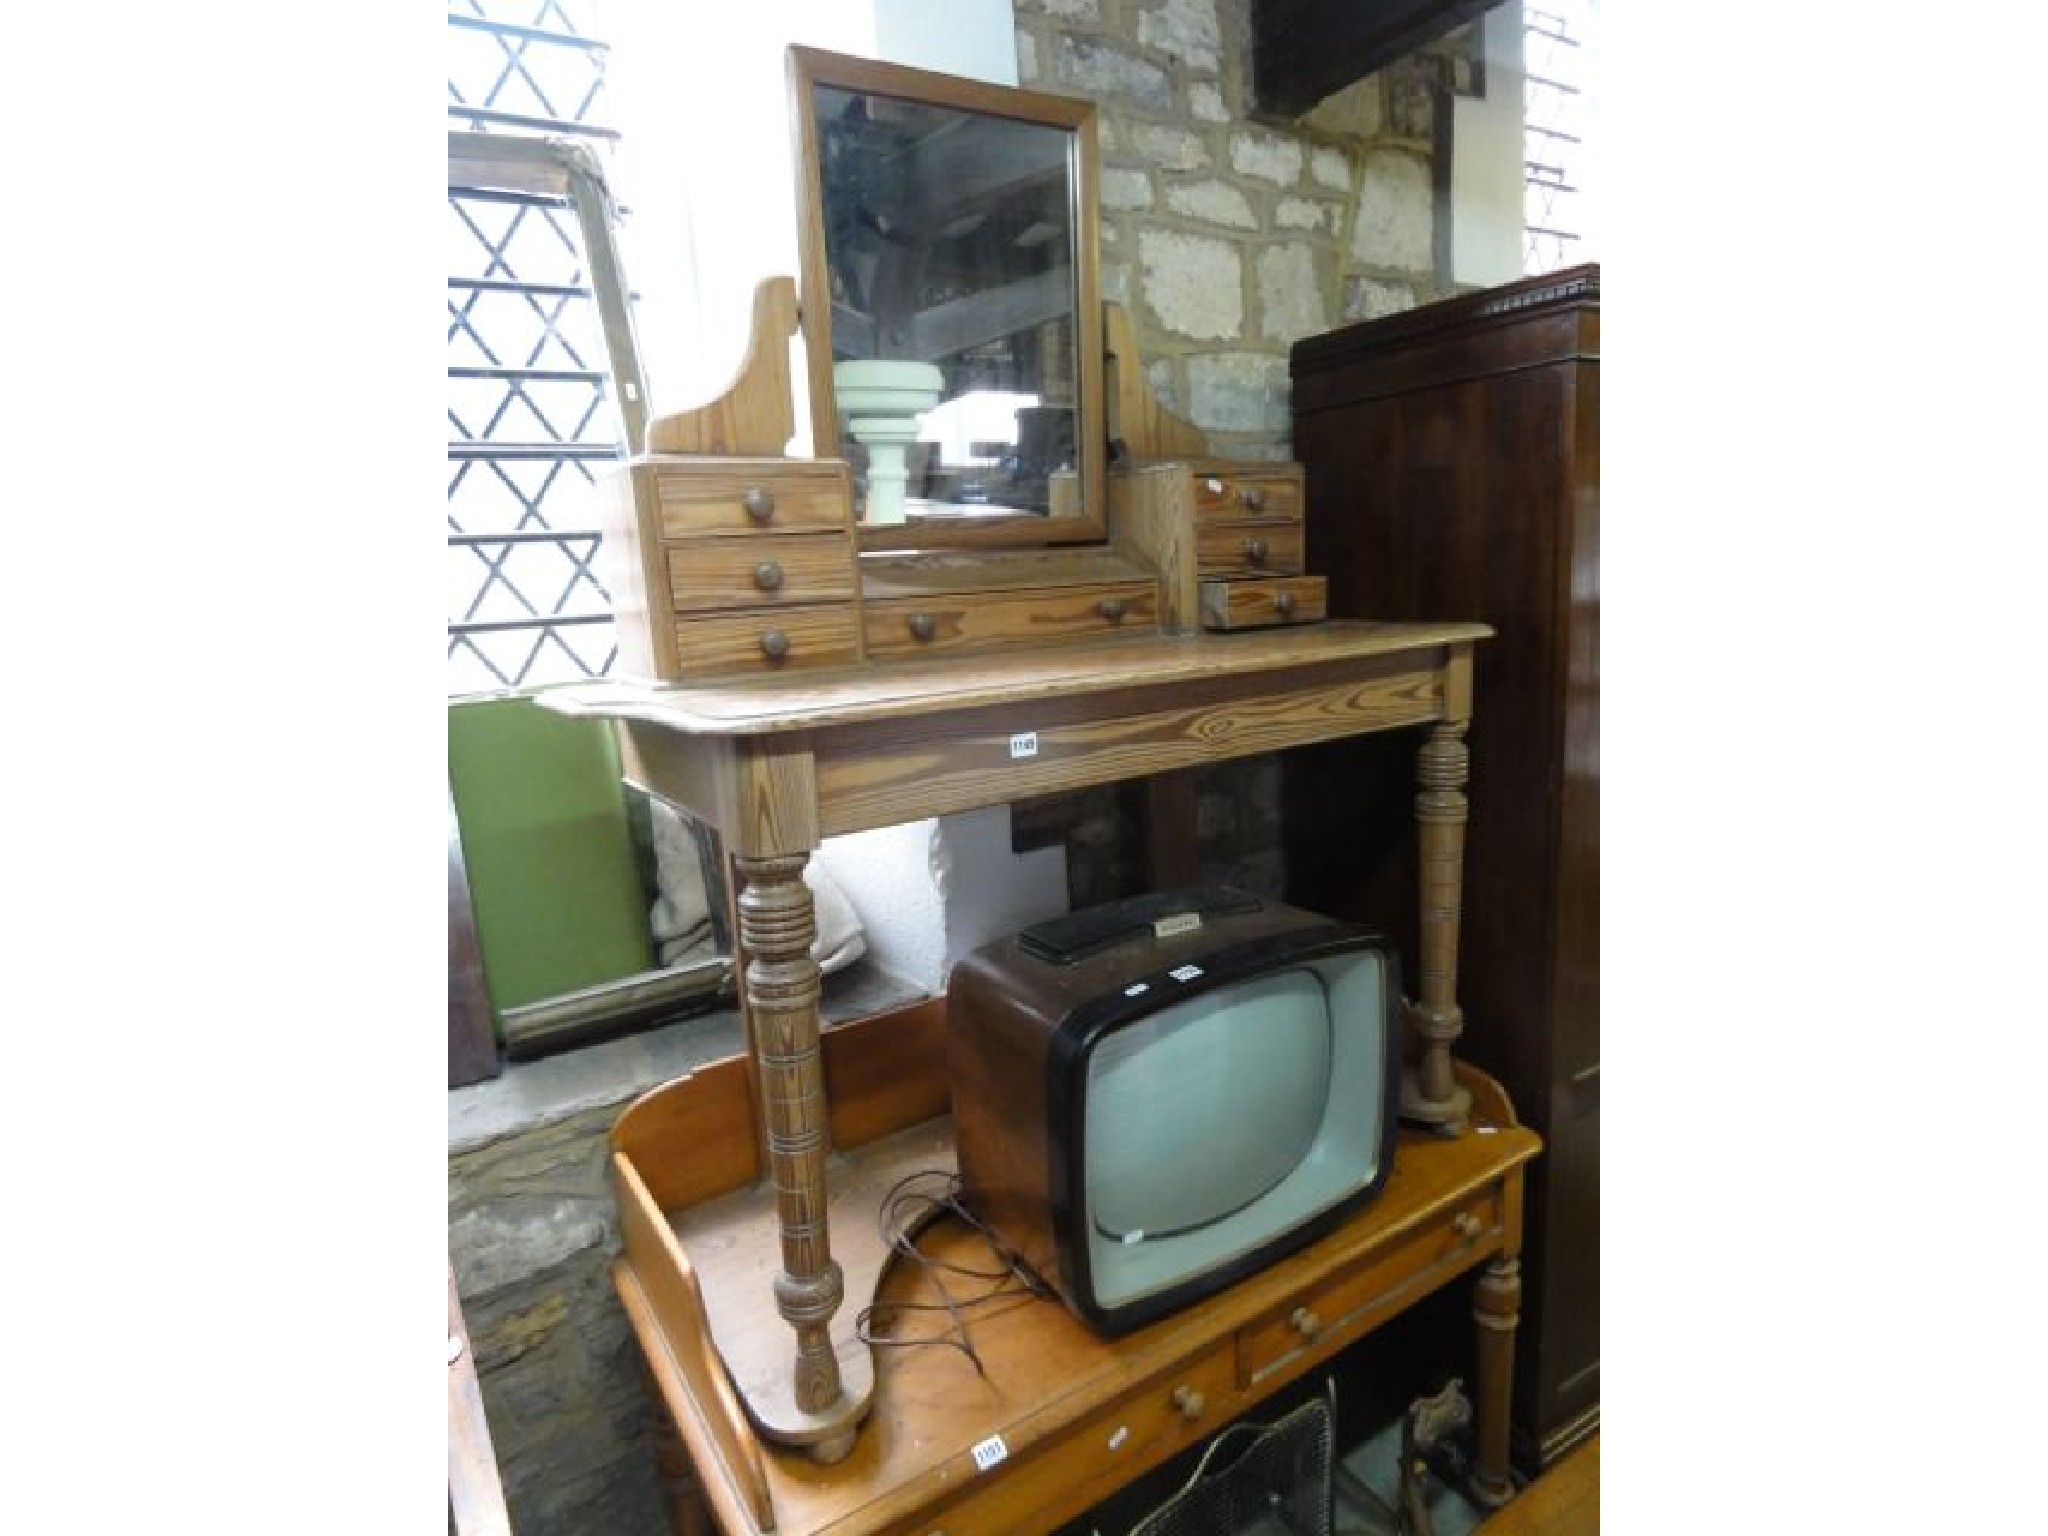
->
{"left": 1249, "top": 0, "right": 1497, "bottom": 119}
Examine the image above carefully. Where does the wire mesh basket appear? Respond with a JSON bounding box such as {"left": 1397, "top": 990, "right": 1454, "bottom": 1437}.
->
{"left": 1126, "top": 1390, "right": 1333, "bottom": 1536}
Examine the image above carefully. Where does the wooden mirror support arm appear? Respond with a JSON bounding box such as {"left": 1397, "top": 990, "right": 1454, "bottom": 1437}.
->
{"left": 645, "top": 277, "right": 801, "bottom": 458}
{"left": 1104, "top": 301, "right": 1207, "bottom": 461}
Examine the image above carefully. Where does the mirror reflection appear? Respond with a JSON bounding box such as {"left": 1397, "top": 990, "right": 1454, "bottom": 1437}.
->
{"left": 812, "top": 84, "right": 1079, "bottom": 525}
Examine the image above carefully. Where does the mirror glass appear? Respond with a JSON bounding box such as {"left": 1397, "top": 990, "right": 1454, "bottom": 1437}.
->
{"left": 792, "top": 51, "right": 1101, "bottom": 544}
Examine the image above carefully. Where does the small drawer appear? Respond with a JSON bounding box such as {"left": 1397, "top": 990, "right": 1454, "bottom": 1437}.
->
{"left": 645, "top": 463, "right": 852, "bottom": 538}
{"left": 665, "top": 533, "right": 856, "bottom": 613}
{"left": 1191, "top": 470, "right": 1303, "bottom": 522}
{"left": 1238, "top": 1189, "right": 1503, "bottom": 1388}
{"left": 1195, "top": 520, "right": 1304, "bottom": 576}
{"left": 918, "top": 1345, "right": 1236, "bottom": 1536}
{"left": 863, "top": 582, "right": 1157, "bottom": 660}
{"left": 670, "top": 605, "right": 858, "bottom": 676}
{"left": 1200, "top": 575, "right": 1328, "bottom": 631}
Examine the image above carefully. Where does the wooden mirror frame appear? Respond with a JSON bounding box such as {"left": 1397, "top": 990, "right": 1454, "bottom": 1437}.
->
{"left": 787, "top": 45, "right": 1105, "bottom": 552}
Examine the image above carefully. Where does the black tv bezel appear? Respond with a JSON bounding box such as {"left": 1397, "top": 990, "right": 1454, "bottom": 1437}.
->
{"left": 1042, "top": 919, "right": 1403, "bottom": 1337}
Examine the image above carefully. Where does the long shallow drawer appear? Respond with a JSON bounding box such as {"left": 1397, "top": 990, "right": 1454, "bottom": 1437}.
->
{"left": 863, "top": 581, "right": 1157, "bottom": 660}
{"left": 1200, "top": 575, "right": 1328, "bottom": 631}
{"left": 1195, "top": 520, "right": 1304, "bottom": 576}
{"left": 665, "top": 533, "right": 855, "bottom": 614}
{"left": 645, "top": 463, "right": 851, "bottom": 538}
{"left": 670, "top": 604, "right": 858, "bottom": 676}
{"left": 1238, "top": 1186, "right": 1505, "bottom": 1388}
{"left": 1191, "top": 469, "right": 1303, "bottom": 522}
{"left": 914, "top": 1344, "right": 1236, "bottom": 1536}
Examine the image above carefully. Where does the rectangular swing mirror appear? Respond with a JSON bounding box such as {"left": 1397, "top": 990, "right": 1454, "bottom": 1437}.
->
{"left": 788, "top": 46, "right": 1105, "bottom": 550}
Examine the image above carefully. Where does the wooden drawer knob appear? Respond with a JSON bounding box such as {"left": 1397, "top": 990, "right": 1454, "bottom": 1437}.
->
{"left": 741, "top": 485, "right": 776, "bottom": 522}
{"left": 1290, "top": 1306, "right": 1321, "bottom": 1339}
{"left": 1242, "top": 537, "right": 1268, "bottom": 566}
{"left": 1096, "top": 597, "right": 1127, "bottom": 624}
{"left": 1274, "top": 590, "right": 1296, "bottom": 618}
{"left": 753, "top": 560, "right": 784, "bottom": 593}
{"left": 907, "top": 612, "right": 937, "bottom": 642}
{"left": 1237, "top": 484, "right": 1265, "bottom": 511}
{"left": 1171, "top": 1385, "right": 1206, "bottom": 1420}
{"left": 758, "top": 629, "right": 790, "bottom": 662}
{"left": 1452, "top": 1211, "right": 1483, "bottom": 1243}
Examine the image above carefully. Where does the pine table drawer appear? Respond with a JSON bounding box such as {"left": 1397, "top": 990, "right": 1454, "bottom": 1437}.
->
{"left": 1200, "top": 575, "right": 1328, "bottom": 631}
{"left": 910, "top": 1344, "right": 1236, "bottom": 1536}
{"left": 645, "top": 461, "right": 853, "bottom": 538}
{"left": 1237, "top": 1187, "right": 1505, "bottom": 1388}
{"left": 665, "top": 533, "right": 856, "bottom": 613}
{"left": 1195, "top": 520, "right": 1304, "bottom": 576}
{"left": 1190, "top": 470, "right": 1304, "bottom": 522}
{"left": 863, "top": 582, "right": 1157, "bottom": 660}
{"left": 670, "top": 605, "right": 858, "bottom": 676}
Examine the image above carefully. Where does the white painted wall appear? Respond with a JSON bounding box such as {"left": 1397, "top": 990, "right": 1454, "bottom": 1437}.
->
{"left": 1451, "top": 0, "right": 1528, "bottom": 289}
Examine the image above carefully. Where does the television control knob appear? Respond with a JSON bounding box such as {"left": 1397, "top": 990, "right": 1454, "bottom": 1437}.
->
{"left": 753, "top": 560, "right": 784, "bottom": 593}
{"left": 1290, "top": 1306, "right": 1321, "bottom": 1339}
{"left": 741, "top": 485, "right": 776, "bottom": 522}
{"left": 907, "top": 612, "right": 937, "bottom": 642}
{"left": 1171, "top": 1385, "right": 1206, "bottom": 1420}
{"left": 1452, "top": 1212, "right": 1483, "bottom": 1243}
{"left": 758, "top": 629, "right": 790, "bottom": 662}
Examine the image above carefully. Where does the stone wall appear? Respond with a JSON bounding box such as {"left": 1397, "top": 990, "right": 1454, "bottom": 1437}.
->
{"left": 1013, "top": 0, "right": 1474, "bottom": 461}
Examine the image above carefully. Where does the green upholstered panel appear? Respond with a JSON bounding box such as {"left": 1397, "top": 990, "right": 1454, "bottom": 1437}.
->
{"left": 447, "top": 692, "right": 654, "bottom": 1025}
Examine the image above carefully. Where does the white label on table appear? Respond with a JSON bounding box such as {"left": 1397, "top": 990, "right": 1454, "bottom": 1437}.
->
{"left": 1009, "top": 732, "right": 1039, "bottom": 759}
{"left": 1153, "top": 912, "right": 1201, "bottom": 939}
{"left": 1169, "top": 964, "right": 1204, "bottom": 983}
{"left": 971, "top": 1434, "right": 1009, "bottom": 1472}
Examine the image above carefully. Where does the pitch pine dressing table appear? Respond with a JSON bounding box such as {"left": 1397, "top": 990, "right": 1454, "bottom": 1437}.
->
{"left": 540, "top": 47, "right": 1540, "bottom": 1536}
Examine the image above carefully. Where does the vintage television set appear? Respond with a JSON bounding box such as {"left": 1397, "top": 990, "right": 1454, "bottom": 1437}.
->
{"left": 947, "top": 888, "right": 1402, "bottom": 1336}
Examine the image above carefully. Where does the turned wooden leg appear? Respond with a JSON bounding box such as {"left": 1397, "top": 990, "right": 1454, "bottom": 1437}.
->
{"left": 1469, "top": 1256, "right": 1522, "bottom": 1509}
{"left": 732, "top": 850, "right": 855, "bottom": 1461}
{"left": 1402, "top": 720, "right": 1474, "bottom": 1133}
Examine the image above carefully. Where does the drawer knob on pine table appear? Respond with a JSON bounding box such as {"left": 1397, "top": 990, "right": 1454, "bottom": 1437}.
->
{"left": 1290, "top": 1306, "right": 1321, "bottom": 1339}
{"left": 1243, "top": 537, "right": 1267, "bottom": 566}
{"left": 907, "top": 612, "right": 937, "bottom": 642}
{"left": 1237, "top": 484, "right": 1266, "bottom": 510}
{"left": 1096, "top": 597, "right": 1128, "bottom": 625}
{"left": 759, "top": 629, "right": 790, "bottom": 662}
{"left": 1172, "top": 1385, "right": 1206, "bottom": 1420}
{"left": 1452, "top": 1211, "right": 1482, "bottom": 1243}
{"left": 1274, "top": 590, "right": 1296, "bottom": 618}
{"left": 741, "top": 485, "right": 777, "bottom": 522}
{"left": 753, "top": 561, "right": 785, "bottom": 592}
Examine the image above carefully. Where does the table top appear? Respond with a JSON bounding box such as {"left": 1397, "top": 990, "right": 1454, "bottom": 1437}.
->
{"left": 541, "top": 621, "right": 1491, "bottom": 736}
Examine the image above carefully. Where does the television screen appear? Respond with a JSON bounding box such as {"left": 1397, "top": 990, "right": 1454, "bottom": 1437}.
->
{"left": 1081, "top": 951, "right": 1391, "bottom": 1312}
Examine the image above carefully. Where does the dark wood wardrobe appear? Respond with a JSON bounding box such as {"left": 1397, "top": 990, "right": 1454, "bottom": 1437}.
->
{"left": 1281, "top": 265, "right": 1599, "bottom": 1473}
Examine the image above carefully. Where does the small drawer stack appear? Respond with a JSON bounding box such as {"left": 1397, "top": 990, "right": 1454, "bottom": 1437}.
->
{"left": 1109, "top": 460, "right": 1329, "bottom": 633}
{"left": 604, "top": 456, "right": 862, "bottom": 680}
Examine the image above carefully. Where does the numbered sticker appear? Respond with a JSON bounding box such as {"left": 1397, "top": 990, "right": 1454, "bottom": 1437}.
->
{"left": 971, "top": 1434, "right": 1009, "bottom": 1472}
{"left": 1009, "top": 732, "right": 1039, "bottom": 760}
